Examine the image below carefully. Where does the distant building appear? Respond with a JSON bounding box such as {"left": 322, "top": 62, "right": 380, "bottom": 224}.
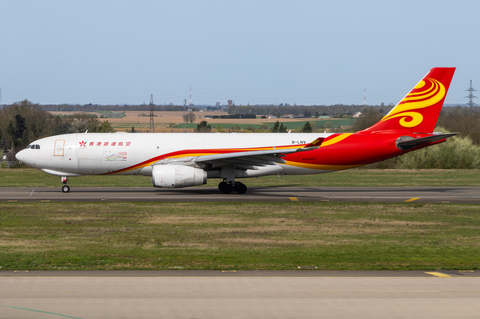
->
{"left": 215, "top": 102, "right": 220, "bottom": 108}
{"left": 228, "top": 100, "right": 233, "bottom": 107}
{"left": 353, "top": 112, "right": 362, "bottom": 118}
{"left": 283, "top": 114, "right": 294, "bottom": 119}
{"left": 204, "top": 115, "right": 213, "bottom": 119}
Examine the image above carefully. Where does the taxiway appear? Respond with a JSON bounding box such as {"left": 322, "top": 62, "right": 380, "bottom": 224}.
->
{"left": 0, "top": 271, "right": 479, "bottom": 318}
{"left": 1, "top": 186, "right": 479, "bottom": 204}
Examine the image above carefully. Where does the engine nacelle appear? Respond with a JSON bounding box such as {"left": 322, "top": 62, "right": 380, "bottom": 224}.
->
{"left": 152, "top": 165, "right": 207, "bottom": 188}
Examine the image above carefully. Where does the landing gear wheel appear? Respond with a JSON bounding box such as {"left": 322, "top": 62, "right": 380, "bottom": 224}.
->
{"left": 218, "top": 181, "right": 233, "bottom": 194}
{"left": 234, "top": 182, "right": 247, "bottom": 194}
{"left": 62, "top": 185, "right": 70, "bottom": 193}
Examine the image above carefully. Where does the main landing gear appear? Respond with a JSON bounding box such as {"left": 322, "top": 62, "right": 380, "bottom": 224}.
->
{"left": 61, "top": 176, "right": 70, "bottom": 193}
{"left": 218, "top": 180, "right": 247, "bottom": 194}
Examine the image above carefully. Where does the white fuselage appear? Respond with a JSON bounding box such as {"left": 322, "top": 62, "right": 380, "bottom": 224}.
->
{"left": 17, "top": 132, "right": 335, "bottom": 179}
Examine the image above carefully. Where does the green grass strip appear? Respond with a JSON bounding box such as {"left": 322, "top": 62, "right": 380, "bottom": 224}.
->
{"left": 1, "top": 201, "right": 480, "bottom": 270}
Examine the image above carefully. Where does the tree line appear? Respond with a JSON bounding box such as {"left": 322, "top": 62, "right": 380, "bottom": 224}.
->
{"left": 227, "top": 104, "right": 381, "bottom": 118}
{"left": 40, "top": 103, "right": 200, "bottom": 112}
{"left": 0, "top": 100, "right": 114, "bottom": 154}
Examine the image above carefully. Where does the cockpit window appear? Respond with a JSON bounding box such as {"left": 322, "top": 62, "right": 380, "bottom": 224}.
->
{"left": 35, "top": 145, "right": 40, "bottom": 149}
{"left": 26, "top": 145, "right": 32, "bottom": 149}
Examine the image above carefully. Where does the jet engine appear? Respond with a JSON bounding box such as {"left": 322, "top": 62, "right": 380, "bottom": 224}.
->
{"left": 152, "top": 165, "right": 207, "bottom": 188}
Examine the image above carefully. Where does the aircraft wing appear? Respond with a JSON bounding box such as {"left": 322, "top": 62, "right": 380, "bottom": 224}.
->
{"left": 193, "top": 137, "right": 325, "bottom": 169}
{"left": 397, "top": 133, "right": 457, "bottom": 150}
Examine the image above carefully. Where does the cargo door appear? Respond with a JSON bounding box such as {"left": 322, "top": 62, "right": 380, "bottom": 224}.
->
{"left": 54, "top": 139, "right": 65, "bottom": 156}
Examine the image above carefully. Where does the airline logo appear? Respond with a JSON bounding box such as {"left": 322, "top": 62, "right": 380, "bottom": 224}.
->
{"left": 381, "top": 77, "right": 446, "bottom": 128}
{"left": 79, "top": 141, "right": 131, "bottom": 147}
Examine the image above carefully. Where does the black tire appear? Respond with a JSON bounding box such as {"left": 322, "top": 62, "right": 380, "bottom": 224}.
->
{"left": 234, "top": 182, "right": 247, "bottom": 194}
{"left": 218, "top": 181, "right": 233, "bottom": 194}
{"left": 62, "top": 185, "right": 70, "bottom": 193}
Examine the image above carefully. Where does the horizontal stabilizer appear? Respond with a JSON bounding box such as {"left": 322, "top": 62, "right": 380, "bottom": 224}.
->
{"left": 396, "top": 133, "right": 457, "bottom": 150}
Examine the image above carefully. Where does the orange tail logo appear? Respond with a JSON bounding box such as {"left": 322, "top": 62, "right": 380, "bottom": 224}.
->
{"left": 381, "top": 77, "right": 445, "bottom": 128}
{"left": 362, "top": 67, "right": 455, "bottom": 134}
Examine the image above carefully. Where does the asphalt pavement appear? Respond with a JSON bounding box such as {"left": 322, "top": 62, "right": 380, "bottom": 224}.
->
{"left": 1, "top": 186, "right": 479, "bottom": 204}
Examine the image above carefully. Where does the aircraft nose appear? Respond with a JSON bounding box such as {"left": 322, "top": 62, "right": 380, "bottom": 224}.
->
{"left": 16, "top": 150, "right": 26, "bottom": 163}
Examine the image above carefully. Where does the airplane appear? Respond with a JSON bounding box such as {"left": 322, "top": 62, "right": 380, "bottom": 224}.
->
{"left": 16, "top": 67, "right": 456, "bottom": 194}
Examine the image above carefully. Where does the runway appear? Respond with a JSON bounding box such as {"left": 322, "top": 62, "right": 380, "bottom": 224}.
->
{"left": 1, "top": 186, "right": 480, "bottom": 204}
{"left": 1, "top": 271, "right": 479, "bottom": 318}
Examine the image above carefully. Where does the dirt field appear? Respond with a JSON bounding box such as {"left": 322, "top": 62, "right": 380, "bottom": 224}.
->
{"left": 47, "top": 111, "right": 350, "bottom": 132}
{"left": 49, "top": 111, "right": 324, "bottom": 124}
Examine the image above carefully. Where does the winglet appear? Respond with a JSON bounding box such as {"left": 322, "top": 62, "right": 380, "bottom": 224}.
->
{"left": 297, "top": 137, "right": 325, "bottom": 151}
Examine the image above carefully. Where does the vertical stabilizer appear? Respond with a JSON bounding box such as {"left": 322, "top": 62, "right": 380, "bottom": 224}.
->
{"left": 363, "top": 67, "right": 455, "bottom": 133}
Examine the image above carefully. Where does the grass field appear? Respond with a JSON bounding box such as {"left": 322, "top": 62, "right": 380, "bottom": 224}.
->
{"left": 2, "top": 168, "right": 479, "bottom": 271}
{"left": 1, "top": 201, "right": 479, "bottom": 270}
{"left": 1, "top": 168, "right": 479, "bottom": 188}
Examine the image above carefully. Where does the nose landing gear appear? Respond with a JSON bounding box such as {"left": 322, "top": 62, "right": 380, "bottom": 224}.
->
{"left": 61, "top": 176, "right": 70, "bottom": 193}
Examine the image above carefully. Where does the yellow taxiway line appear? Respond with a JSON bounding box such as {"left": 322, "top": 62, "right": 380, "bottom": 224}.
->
{"left": 425, "top": 272, "right": 451, "bottom": 278}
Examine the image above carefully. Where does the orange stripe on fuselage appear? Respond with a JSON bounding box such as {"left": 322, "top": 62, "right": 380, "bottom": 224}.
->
{"left": 105, "top": 144, "right": 304, "bottom": 175}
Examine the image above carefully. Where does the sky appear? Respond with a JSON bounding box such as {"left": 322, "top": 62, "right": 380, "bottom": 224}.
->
{"left": 0, "top": 0, "right": 479, "bottom": 106}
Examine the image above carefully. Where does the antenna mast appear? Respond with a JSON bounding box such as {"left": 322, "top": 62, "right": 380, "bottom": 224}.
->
{"left": 465, "top": 80, "right": 477, "bottom": 107}
{"left": 149, "top": 94, "right": 155, "bottom": 133}
{"left": 189, "top": 86, "right": 193, "bottom": 106}
{"left": 363, "top": 88, "right": 366, "bottom": 107}
{"left": 183, "top": 99, "right": 187, "bottom": 133}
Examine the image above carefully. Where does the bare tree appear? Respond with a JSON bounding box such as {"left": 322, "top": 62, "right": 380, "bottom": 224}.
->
{"left": 183, "top": 112, "right": 196, "bottom": 123}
